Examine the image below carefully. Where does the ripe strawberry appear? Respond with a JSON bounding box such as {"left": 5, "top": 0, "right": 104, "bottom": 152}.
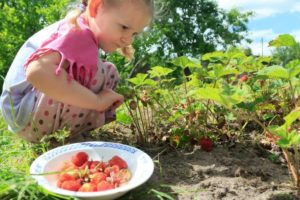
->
{"left": 58, "top": 173, "right": 76, "bottom": 182}
{"left": 78, "top": 183, "right": 97, "bottom": 192}
{"left": 72, "top": 152, "right": 89, "bottom": 167}
{"left": 108, "top": 156, "right": 127, "bottom": 169}
{"left": 90, "top": 172, "right": 107, "bottom": 184}
{"left": 104, "top": 165, "right": 120, "bottom": 176}
{"left": 199, "top": 138, "right": 213, "bottom": 152}
{"left": 97, "top": 180, "right": 115, "bottom": 191}
{"left": 240, "top": 75, "right": 248, "bottom": 82}
{"left": 65, "top": 168, "right": 80, "bottom": 179}
{"left": 89, "top": 161, "right": 107, "bottom": 173}
{"left": 61, "top": 180, "right": 81, "bottom": 191}
{"left": 113, "top": 169, "right": 132, "bottom": 184}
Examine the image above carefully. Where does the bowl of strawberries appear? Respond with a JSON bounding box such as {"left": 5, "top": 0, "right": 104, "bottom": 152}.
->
{"left": 30, "top": 141, "right": 154, "bottom": 200}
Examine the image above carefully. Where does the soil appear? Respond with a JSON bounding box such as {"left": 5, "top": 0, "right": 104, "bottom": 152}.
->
{"left": 67, "top": 127, "right": 297, "bottom": 200}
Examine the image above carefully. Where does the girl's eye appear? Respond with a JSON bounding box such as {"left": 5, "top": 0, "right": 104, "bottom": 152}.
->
{"left": 121, "top": 25, "right": 129, "bottom": 30}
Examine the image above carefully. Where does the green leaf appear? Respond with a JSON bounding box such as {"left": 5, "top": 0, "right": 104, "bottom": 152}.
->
{"left": 213, "top": 65, "right": 239, "bottom": 78}
{"left": 277, "top": 138, "right": 291, "bottom": 148}
{"left": 189, "top": 88, "right": 244, "bottom": 108}
{"left": 116, "top": 111, "right": 132, "bottom": 125}
{"left": 269, "top": 34, "right": 296, "bottom": 47}
{"left": 150, "top": 189, "right": 175, "bottom": 200}
{"left": 256, "top": 65, "right": 289, "bottom": 79}
{"left": 288, "top": 64, "right": 300, "bottom": 78}
{"left": 148, "top": 66, "right": 174, "bottom": 78}
{"left": 127, "top": 73, "right": 148, "bottom": 87}
{"left": 283, "top": 108, "right": 300, "bottom": 129}
{"left": 202, "top": 51, "right": 226, "bottom": 62}
{"left": 172, "top": 56, "right": 201, "bottom": 68}
{"left": 143, "top": 79, "right": 157, "bottom": 86}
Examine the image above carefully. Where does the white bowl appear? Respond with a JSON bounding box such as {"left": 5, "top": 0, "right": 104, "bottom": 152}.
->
{"left": 30, "top": 141, "right": 154, "bottom": 200}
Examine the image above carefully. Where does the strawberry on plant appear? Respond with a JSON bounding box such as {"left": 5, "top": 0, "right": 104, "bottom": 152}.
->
{"left": 72, "top": 152, "right": 89, "bottom": 167}
{"left": 199, "top": 138, "right": 213, "bottom": 152}
{"left": 240, "top": 75, "right": 248, "bottom": 82}
{"left": 108, "top": 156, "right": 127, "bottom": 169}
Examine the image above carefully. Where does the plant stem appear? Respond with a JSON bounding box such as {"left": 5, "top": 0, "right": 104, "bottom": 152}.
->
{"left": 125, "top": 103, "right": 143, "bottom": 142}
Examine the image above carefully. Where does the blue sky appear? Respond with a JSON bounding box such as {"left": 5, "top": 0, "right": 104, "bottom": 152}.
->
{"left": 215, "top": 0, "right": 300, "bottom": 55}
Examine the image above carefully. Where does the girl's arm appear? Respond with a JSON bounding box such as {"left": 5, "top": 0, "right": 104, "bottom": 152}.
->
{"left": 26, "top": 52, "right": 123, "bottom": 111}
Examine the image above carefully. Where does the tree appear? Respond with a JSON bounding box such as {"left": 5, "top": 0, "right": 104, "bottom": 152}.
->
{"left": 272, "top": 43, "right": 300, "bottom": 66}
{"left": 0, "top": 0, "right": 71, "bottom": 87}
{"left": 109, "top": 0, "right": 252, "bottom": 77}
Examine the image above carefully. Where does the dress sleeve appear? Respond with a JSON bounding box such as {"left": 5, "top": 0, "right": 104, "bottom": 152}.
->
{"left": 24, "top": 19, "right": 99, "bottom": 88}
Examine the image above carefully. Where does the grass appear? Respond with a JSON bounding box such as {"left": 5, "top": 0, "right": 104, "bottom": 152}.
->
{"left": 0, "top": 116, "right": 177, "bottom": 200}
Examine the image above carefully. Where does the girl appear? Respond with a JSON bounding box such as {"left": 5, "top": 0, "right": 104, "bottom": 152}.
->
{"left": 0, "top": 0, "right": 154, "bottom": 142}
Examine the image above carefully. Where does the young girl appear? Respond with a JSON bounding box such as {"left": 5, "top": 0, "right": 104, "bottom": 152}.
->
{"left": 0, "top": 0, "right": 153, "bottom": 142}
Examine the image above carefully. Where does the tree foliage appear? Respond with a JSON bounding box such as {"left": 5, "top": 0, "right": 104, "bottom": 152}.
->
{"left": 108, "top": 0, "right": 252, "bottom": 77}
{"left": 0, "top": 0, "right": 71, "bottom": 86}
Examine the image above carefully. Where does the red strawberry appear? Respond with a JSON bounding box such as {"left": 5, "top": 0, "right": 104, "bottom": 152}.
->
{"left": 61, "top": 180, "right": 81, "bottom": 191}
{"left": 199, "top": 138, "right": 213, "bottom": 152}
{"left": 90, "top": 172, "right": 107, "bottom": 184}
{"left": 89, "top": 161, "right": 107, "bottom": 173}
{"left": 97, "top": 180, "right": 115, "bottom": 191}
{"left": 78, "top": 183, "right": 97, "bottom": 192}
{"left": 240, "top": 75, "right": 248, "bottom": 82}
{"left": 72, "top": 152, "right": 89, "bottom": 167}
{"left": 58, "top": 173, "right": 76, "bottom": 182}
{"left": 108, "top": 156, "right": 128, "bottom": 169}
{"left": 113, "top": 169, "right": 131, "bottom": 184}
{"left": 104, "top": 165, "right": 120, "bottom": 176}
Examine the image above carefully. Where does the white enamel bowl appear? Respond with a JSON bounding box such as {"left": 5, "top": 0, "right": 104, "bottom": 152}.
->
{"left": 30, "top": 141, "right": 154, "bottom": 200}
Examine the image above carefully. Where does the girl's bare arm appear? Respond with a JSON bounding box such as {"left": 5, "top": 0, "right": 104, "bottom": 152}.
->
{"left": 26, "top": 52, "right": 123, "bottom": 111}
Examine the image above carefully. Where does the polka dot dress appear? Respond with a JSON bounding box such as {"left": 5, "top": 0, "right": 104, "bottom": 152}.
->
{"left": 17, "top": 61, "right": 119, "bottom": 142}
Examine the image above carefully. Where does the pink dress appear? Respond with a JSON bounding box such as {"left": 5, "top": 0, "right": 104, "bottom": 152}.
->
{"left": 18, "top": 17, "right": 120, "bottom": 142}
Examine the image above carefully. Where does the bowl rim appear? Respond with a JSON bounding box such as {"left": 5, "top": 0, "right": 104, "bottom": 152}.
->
{"left": 30, "top": 141, "right": 154, "bottom": 197}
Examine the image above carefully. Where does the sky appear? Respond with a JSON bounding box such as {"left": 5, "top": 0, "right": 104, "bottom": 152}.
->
{"left": 215, "top": 0, "right": 300, "bottom": 56}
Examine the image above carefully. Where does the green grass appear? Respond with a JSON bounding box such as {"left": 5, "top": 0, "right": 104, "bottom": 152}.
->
{"left": 0, "top": 117, "right": 176, "bottom": 200}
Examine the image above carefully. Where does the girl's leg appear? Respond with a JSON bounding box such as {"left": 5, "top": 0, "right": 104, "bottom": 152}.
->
{"left": 17, "top": 61, "right": 120, "bottom": 142}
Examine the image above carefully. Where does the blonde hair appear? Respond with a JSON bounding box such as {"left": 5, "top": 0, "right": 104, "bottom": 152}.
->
{"left": 66, "top": 0, "right": 154, "bottom": 60}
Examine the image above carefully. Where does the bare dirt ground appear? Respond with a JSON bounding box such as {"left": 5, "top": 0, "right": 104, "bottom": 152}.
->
{"left": 69, "top": 128, "right": 297, "bottom": 200}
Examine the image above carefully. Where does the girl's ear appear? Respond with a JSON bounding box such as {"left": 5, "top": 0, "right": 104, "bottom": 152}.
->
{"left": 89, "top": 0, "right": 102, "bottom": 18}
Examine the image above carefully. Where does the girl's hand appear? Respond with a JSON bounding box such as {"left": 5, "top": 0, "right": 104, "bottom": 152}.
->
{"left": 97, "top": 88, "right": 124, "bottom": 112}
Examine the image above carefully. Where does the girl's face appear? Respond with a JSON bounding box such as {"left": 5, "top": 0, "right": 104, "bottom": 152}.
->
{"left": 87, "top": 0, "right": 152, "bottom": 52}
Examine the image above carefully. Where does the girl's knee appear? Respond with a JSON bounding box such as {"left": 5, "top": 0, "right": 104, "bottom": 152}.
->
{"left": 102, "top": 62, "right": 119, "bottom": 76}
{"left": 102, "top": 61, "right": 120, "bottom": 89}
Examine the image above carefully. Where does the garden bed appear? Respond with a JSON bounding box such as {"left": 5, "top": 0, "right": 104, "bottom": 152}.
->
{"left": 69, "top": 129, "right": 297, "bottom": 200}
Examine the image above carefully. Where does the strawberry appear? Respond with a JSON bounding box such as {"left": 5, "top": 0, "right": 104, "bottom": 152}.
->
{"left": 78, "top": 183, "right": 97, "bottom": 192}
{"left": 61, "top": 180, "right": 81, "bottom": 191}
{"left": 90, "top": 172, "right": 107, "bottom": 184}
{"left": 72, "top": 152, "right": 89, "bottom": 167}
{"left": 240, "top": 75, "right": 248, "bottom": 82}
{"left": 58, "top": 173, "right": 76, "bottom": 182}
{"left": 108, "top": 156, "right": 128, "bottom": 169}
{"left": 104, "top": 165, "right": 120, "bottom": 176}
{"left": 113, "top": 169, "right": 131, "bottom": 184}
{"left": 89, "top": 161, "right": 107, "bottom": 173}
{"left": 199, "top": 138, "right": 213, "bottom": 152}
{"left": 97, "top": 180, "right": 114, "bottom": 191}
